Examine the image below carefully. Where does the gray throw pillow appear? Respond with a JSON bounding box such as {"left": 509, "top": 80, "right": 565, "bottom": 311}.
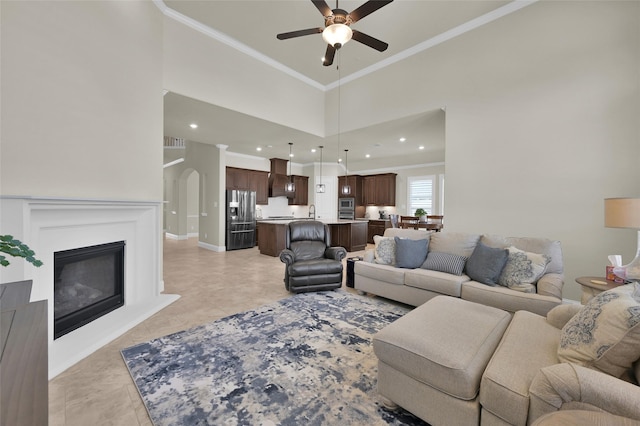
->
{"left": 394, "top": 237, "right": 429, "bottom": 269}
{"left": 421, "top": 252, "right": 467, "bottom": 276}
{"left": 466, "top": 242, "right": 509, "bottom": 286}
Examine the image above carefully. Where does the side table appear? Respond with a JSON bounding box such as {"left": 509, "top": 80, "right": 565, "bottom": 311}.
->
{"left": 346, "top": 256, "right": 363, "bottom": 288}
{"left": 575, "top": 276, "right": 622, "bottom": 304}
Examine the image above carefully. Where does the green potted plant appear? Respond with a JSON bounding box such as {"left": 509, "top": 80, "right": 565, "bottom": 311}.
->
{"left": 414, "top": 208, "right": 428, "bottom": 222}
{"left": 0, "top": 235, "right": 43, "bottom": 267}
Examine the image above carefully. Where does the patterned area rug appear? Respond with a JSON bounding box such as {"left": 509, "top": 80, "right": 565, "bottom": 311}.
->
{"left": 122, "top": 291, "right": 429, "bottom": 425}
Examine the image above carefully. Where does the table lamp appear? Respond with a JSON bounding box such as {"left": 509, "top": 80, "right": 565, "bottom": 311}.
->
{"left": 605, "top": 197, "right": 640, "bottom": 280}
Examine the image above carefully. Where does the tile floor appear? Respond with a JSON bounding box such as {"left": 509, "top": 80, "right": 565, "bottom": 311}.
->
{"left": 49, "top": 237, "right": 367, "bottom": 425}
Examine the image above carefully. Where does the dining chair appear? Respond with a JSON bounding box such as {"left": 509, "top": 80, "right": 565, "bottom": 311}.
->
{"left": 426, "top": 215, "right": 444, "bottom": 231}
{"left": 400, "top": 216, "right": 420, "bottom": 229}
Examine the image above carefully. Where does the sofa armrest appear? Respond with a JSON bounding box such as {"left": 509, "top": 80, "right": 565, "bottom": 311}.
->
{"left": 279, "top": 249, "right": 295, "bottom": 265}
{"left": 537, "top": 273, "right": 564, "bottom": 300}
{"left": 545, "top": 304, "right": 582, "bottom": 329}
{"left": 325, "top": 246, "right": 347, "bottom": 262}
{"left": 529, "top": 363, "right": 640, "bottom": 424}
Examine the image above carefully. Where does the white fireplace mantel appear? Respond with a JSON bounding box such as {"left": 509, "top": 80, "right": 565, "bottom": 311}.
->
{"left": 0, "top": 196, "right": 180, "bottom": 378}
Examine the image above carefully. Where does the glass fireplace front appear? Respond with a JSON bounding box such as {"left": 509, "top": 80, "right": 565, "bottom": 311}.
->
{"left": 54, "top": 241, "right": 125, "bottom": 339}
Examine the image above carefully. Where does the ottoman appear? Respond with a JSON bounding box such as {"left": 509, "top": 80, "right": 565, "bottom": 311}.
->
{"left": 373, "top": 296, "right": 512, "bottom": 426}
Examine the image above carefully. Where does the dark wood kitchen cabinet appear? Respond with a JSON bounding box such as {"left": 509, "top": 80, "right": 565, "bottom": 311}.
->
{"left": 338, "top": 175, "right": 364, "bottom": 205}
{"left": 329, "top": 221, "right": 367, "bottom": 252}
{"left": 288, "top": 175, "right": 309, "bottom": 206}
{"left": 363, "top": 173, "right": 397, "bottom": 206}
{"left": 248, "top": 170, "right": 269, "bottom": 205}
{"left": 367, "top": 219, "right": 391, "bottom": 244}
{"left": 226, "top": 167, "right": 269, "bottom": 205}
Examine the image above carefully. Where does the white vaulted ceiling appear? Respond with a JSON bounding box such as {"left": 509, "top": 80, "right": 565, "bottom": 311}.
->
{"left": 160, "top": 0, "right": 530, "bottom": 168}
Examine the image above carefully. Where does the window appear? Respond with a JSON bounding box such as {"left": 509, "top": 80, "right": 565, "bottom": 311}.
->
{"left": 408, "top": 176, "right": 434, "bottom": 216}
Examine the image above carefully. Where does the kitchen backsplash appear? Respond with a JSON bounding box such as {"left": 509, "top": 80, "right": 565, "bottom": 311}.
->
{"left": 257, "top": 196, "right": 310, "bottom": 219}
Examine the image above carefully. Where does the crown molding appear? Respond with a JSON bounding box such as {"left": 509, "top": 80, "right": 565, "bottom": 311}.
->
{"left": 328, "top": 0, "right": 538, "bottom": 89}
{"left": 154, "top": 0, "right": 537, "bottom": 91}
{"left": 152, "top": 0, "right": 325, "bottom": 91}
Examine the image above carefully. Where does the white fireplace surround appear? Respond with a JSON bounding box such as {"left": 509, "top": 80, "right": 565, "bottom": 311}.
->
{"left": 0, "top": 196, "right": 180, "bottom": 378}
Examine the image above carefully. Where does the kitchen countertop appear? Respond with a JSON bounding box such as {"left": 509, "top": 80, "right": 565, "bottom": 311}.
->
{"left": 257, "top": 219, "right": 366, "bottom": 225}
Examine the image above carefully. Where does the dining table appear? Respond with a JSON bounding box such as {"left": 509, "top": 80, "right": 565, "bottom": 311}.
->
{"left": 400, "top": 221, "right": 443, "bottom": 232}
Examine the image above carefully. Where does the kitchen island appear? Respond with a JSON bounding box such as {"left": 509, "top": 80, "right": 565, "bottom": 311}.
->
{"left": 257, "top": 219, "right": 368, "bottom": 256}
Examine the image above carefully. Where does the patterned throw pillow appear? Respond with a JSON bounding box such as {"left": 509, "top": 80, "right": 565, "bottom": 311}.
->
{"left": 498, "top": 246, "right": 550, "bottom": 287}
{"left": 421, "top": 252, "right": 467, "bottom": 276}
{"left": 373, "top": 235, "right": 396, "bottom": 265}
{"left": 558, "top": 283, "right": 640, "bottom": 378}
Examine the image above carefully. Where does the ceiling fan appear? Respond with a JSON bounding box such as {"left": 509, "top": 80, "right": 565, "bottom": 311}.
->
{"left": 276, "top": 0, "right": 394, "bottom": 66}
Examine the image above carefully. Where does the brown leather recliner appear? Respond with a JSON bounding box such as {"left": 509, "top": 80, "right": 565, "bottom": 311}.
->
{"left": 279, "top": 220, "right": 347, "bottom": 293}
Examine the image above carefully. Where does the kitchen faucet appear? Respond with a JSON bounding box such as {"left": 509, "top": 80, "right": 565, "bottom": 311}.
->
{"left": 308, "top": 204, "right": 316, "bottom": 219}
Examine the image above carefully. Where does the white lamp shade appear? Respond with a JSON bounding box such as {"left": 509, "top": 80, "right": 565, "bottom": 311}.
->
{"left": 605, "top": 198, "right": 640, "bottom": 229}
{"left": 322, "top": 24, "right": 352, "bottom": 47}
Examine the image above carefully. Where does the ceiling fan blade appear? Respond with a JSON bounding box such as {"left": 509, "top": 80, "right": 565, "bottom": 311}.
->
{"left": 323, "top": 44, "right": 336, "bottom": 66}
{"left": 277, "top": 28, "right": 323, "bottom": 40}
{"left": 351, "top": 30, "right": 389, "bottom": 52}
{"left": 349, "top": 0, "right": 394, "bottom": 23}
{"left": 311, "top": 0, "right": 332, "bottom": 17}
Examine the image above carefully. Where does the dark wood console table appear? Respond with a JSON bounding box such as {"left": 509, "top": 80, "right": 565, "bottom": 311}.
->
{"left": 1, "top": 280, "right": 48, "bottom": 425}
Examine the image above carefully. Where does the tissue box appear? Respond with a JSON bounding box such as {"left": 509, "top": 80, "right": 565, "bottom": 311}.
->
{"left": 606, "top": 265, "right": 616, "bottom": 281}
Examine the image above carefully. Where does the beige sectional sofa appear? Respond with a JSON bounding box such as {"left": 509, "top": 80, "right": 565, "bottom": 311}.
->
{"left": 355, "top": 228, "right": 564, "bottom": 316}
{"left": 373, "top": 285, "right": 640, "bottom": 426}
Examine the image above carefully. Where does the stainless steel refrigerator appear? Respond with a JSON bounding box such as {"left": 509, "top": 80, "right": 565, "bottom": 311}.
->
{"left": 226, "top": 190, "right": 256, "bottom": 250}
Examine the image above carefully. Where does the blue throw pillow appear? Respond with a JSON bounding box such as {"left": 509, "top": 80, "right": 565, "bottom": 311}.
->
{"left": 421, "top": 252, "right": 467, "bottom": 276}
{"left": 394, "top": 237, "right": 429, "bottom": 269}
{"left": 466, "top": 242, "right": 509, "bottom": 286}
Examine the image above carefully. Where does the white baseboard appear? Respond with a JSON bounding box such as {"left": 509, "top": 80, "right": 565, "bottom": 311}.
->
{"left": 165, "top": 232, "right": 188, "bottom": 240}
{"left": 198, "top": 241, "right": 225, "bottom": 252}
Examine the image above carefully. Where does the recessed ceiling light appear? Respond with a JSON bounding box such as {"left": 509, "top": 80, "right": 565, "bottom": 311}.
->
{"left": 311, "top": 148, "right": 316, "bottom": 153}
{"left": 189, "top": 123, "right": 198, "bottom": 129}
{"left": 399, "top": 137, "right": 406, "bottom": 142}
{"left": 365, "top": 154, "right": 370, "bottom": 158}
{"left": 256, "top": 147, "right": 262, "bottom": 152}
{"left": 419, "top": 145, "right": 425, "bottom": 150}
{"left": 289, "top": 153, "right": 294, "bottom": 158}
{"left": 267, "top": 145, "right": 273, "bottom": 148}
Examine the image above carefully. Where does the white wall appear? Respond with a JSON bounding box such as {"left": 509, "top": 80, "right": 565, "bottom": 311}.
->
{"left": 0, "top": 1, "right": 164, "bottom": 201}
{"left": 162, "top": 17, "right": 325, "bottom": 137}
{"left": 334, "top": 1, "right": 640, "bottom": 300}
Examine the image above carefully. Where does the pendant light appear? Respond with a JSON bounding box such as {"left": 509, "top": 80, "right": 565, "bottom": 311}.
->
{"left": 341, "top": 149, "right": 351, "bottom": 195}
{"left": 316, "top": 145, "right": 325, "bottom": 193}
{"left": 285, "top": 142, "right": 295, "bottom": 193}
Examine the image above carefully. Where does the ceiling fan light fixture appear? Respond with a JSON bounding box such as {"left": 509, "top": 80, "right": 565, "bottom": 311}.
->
{"left": 322, "top": 24, "right": 352, "bottom": 48}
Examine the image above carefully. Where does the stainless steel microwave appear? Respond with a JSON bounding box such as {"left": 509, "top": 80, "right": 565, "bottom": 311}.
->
{"left": 339, "top": 198, "right": 354, "bottom": 210}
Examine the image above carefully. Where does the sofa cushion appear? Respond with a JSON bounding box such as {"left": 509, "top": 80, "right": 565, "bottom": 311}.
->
{"left": 481, "top": 235, "right": 563, "bottom": 276}
{"left": 373, "top": 235, "right": 396, "bottom": 265}
{"left": 466, "top": 242, "right": 509, "bottom": 286}
{"left": 429, "top": 232, "right": 481, "bottom": 258}
{"left": 498, "top": 246, "right": 550, "bottom": 287}
{"left": 421, "top": 252, "right": 467, "bottom": 276}
{"left": 462, "top": 281, "right": 561, "bottom": 316}
{"left": 383, "top": 228, "right": 432, "bottom": 240}
{"left": 558, "top": 283, "right": 640, "bottom": 378}
{"left": 354, "top": 261, "right": 405, "bottom": 285}
{"left": 480, "top": 310, "right": 561, "bottom": 426}
{"left": 404, "top": 268, "right": 469, "bottom": 297}
{"left": 394, "top": 236, "right": 429, "bottom": 269}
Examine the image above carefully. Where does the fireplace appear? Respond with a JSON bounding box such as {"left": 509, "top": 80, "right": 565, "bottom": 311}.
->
{"left": 54, "top": 241, "right": 125, "bottom": 339}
